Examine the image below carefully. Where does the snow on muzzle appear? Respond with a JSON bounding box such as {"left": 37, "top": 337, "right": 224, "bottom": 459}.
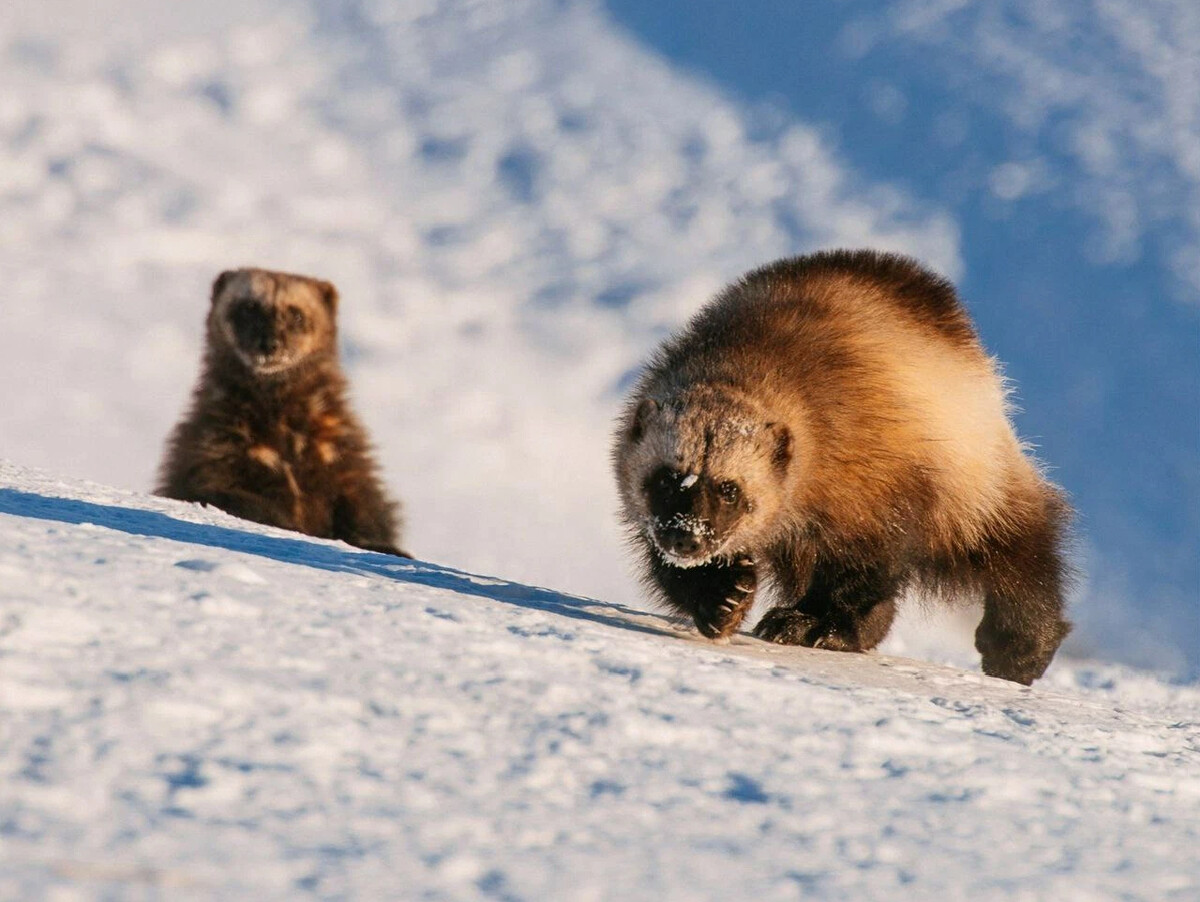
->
{"left": 651, "top": 512, "right": 718, "bottom": 567}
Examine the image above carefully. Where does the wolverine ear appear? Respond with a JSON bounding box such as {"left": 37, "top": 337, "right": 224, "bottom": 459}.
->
{"left": 767, "top": 422, "right": 792, "bottom": 475}
{"left": 629, "top": 398, "right": 659, "bottom": 443}
{"left": 211, "top": 270, "right": 236, "bottom": 305}
{"left": 318, "top": 280, "right": 339, "bottom": 315}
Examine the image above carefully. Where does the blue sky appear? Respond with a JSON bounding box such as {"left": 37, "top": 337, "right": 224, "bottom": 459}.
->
{"left": 606, "top": 0, "right": 1200, "bottom": 667}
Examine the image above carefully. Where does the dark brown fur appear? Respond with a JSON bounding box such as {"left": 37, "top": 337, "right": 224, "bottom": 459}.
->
{"left": 614, "top": 249, "right": 1073, "bottom": 684}
{"left": 157, "top": 268, "right": 407, "bottom": 556}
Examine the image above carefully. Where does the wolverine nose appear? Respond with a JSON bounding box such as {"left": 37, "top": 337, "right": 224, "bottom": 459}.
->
{"left": 247, "top": 318, "right": 278, "bottom": 355}
{"left": 657, "top": 527, "right": 702, "bottom": 557}
{"left": 232, "top": 304, "right": 278, "bottom": 356}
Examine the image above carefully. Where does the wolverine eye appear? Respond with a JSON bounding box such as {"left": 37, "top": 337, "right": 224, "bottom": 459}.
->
{"left": 286, "top": 307, "right": 308, "bottom": 331}
{"left": 717, "top": 481, "right": 741, "bottom": 504}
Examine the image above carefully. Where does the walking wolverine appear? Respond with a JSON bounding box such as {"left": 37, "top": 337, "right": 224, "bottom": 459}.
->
{"left": 613, "top": 250, "right": 1071, "bottom": 684}
{"left": 158, "top": 268, "right": 407, "bottom": 557}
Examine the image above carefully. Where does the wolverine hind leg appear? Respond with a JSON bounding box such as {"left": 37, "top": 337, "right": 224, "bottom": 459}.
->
{"left": 972, "top": 494, "right": 1072, "bottom": 685}
{"left": 331, "top": 483, "right": 408, "bottom": 557}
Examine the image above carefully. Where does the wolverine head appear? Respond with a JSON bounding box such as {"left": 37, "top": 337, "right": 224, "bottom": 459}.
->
{"left": 615, "top": 386, "right": 793, "bottom": 567}
{"left": 209, "top": 268, "right": 339, "bottom": 375}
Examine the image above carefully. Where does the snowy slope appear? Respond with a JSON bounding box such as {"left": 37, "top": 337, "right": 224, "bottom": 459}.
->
{"left": 2, "top": 462, "right": 1198, "bottom": 900}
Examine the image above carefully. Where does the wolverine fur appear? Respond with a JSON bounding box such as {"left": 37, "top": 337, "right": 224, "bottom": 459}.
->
{"left": 157, "top": 268, "right": 407, "bottom": 556}
{"left": 613, "top": 249, "right": 1072, "bottom": 684}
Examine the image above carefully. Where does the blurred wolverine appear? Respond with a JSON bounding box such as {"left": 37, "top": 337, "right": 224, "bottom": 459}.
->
{"left": 157, "top": 268, "right": 407, "bottom": 556}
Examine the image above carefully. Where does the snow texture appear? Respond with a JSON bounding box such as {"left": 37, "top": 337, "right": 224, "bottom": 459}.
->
{"left": 2, "top": 462, "right": 1198, "bottom": 900}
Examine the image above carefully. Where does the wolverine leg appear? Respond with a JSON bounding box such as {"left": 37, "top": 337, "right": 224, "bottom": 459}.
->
{"left": 331, "top": 488, "right": 408, "bottom": 557}
{"left": 642, "top": 538, "right": 757, "bottom": 639}
{"left": 345, "top": 537, "right": 411, "bottom": 558}
{"left": 190, "top": 488, "right": 299, "bottom": 532}
{"left": 973, "top": 495, "right": 1071, "bottom": 684}
{"left": 754, "top": 558, "right": 900, "bottom": 652}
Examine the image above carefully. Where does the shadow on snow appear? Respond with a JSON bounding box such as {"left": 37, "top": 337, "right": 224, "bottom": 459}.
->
{"left": 0, "top": 488, "right": 674, "bottom": 640}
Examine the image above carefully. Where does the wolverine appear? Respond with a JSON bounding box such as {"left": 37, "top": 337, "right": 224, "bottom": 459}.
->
{"left": 157, "top": 267, "right": 407, "bottom": 556}
{"left": 613, "top": 249, "right": 1072, "bottom": 684}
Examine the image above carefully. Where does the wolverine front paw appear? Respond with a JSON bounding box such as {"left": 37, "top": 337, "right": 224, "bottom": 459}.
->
{"left": 752, "top": 608, "right": 820, "bottom": 645}
{"left": 752, "top": 608, "right": 863, "bottom": 651}
{"left": 692, "top": 554, "right": 757, "bottom": 640}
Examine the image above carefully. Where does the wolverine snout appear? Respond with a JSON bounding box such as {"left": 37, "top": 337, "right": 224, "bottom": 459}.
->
{"left": 249, "top": 327, "right": 278, "bottom": 356}
{"left": 229, "top": 303, "right": 278, "bottom": 354}
{"left": 651, "top": 513, "right": 718, "bottom": 564}
{"left": 655, "top": 525, "right": 706, "bottom": 558}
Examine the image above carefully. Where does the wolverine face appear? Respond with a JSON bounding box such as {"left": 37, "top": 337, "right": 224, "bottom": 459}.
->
{"left": 616, "top": 389, "right": 793, "bottom": 567}
{"left": 642, "top": 465, "right": 751, "bottom": 567}
{"left": 209, "top": 268, "right": 339, "bottom": 375}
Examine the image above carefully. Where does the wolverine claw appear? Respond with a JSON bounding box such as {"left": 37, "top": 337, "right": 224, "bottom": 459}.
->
{"left": 654, "top": 552, "right": 758, "bottom": 641}
{"left": 694, "top": 599, "right": 746, "bottom": 639}
{"left": 694, "top": 598, "right": 743, "bottom": 638}
{"left": 753, "top": 609, "right": 864, "bottom": 652}
{"left": 753, "top": 609, "right": 821, "bottom": 645}
{"left": 754, "top": 610, "right": 799, "bottom": 643}
{"left": 693, "top": 560, "right": 758, "bottom": 640}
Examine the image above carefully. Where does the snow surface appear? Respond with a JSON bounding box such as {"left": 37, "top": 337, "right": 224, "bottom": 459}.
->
{"left": 2, "top": 462, "right": 1198, "bottom": 900}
